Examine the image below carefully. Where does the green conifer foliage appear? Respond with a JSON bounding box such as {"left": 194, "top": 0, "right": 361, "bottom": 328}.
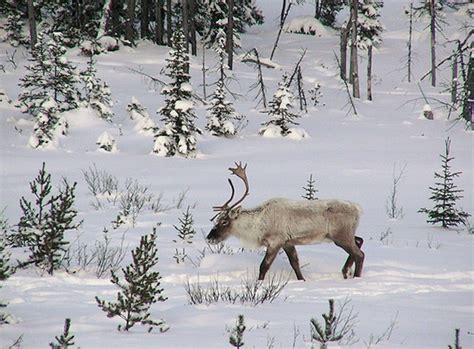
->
{"left": 96, "top": 228, "right": 169, "bottom": 332}
{"left": 16, "top": 162, "right": 81, "bottom": 274}
{"left": 229, "top": 314, "right": 246, "bottom": 348}
{"left": 154, "top": 30, "right": 200, "bottom": 158}
{"left": 419, "top": 138, "right": 470, "bottom": 228}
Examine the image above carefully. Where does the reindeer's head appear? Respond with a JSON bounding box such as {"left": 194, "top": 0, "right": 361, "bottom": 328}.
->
{"left": 206, "top": 162, "right": 249, "bottom": 244}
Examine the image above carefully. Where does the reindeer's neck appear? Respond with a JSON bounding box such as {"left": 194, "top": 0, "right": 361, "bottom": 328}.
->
{"left": 233, "top": 209, "right": 264, "bottom": 249}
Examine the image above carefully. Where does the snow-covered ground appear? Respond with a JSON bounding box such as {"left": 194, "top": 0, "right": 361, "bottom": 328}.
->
{"left": 1, "top": 1, "right": 473, "bottom": 348}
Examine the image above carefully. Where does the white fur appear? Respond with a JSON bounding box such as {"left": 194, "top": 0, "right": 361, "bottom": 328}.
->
{"left": 228, "top": 198, "right": 361, "bottom": 248}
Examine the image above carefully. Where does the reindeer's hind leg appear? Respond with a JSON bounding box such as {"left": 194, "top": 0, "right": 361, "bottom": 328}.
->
{"left": 335, "top": 236, "right": 364, "bottom": 278}
{"left": 283, "top": 246, "right": 305, "bottom": 281}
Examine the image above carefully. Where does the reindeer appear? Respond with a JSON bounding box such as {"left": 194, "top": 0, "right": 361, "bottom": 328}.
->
{"left": 206, "top": 162, "right": 365, "bottom": 281}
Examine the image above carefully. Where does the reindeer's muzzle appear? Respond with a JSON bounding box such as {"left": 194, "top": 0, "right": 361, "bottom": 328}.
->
{"left": 206, "top": 228, "right": 221, "bottom": 244}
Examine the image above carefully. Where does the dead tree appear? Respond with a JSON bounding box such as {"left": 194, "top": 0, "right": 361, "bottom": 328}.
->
{"left": 270, "top": 1, "right": 293, "bottom": 61}
{"left": 334, "top": 52, "right": 358, "bottom": 116}
{"left": 406, "top": 1, "right": 414, "bottom": 83}
{"left": 227, "top": 0, "right": 235, "bottom": 70}
{"left": 350, "top": 0, "right": 360, "bottom": 98}
{"left": 429, "top": 0, "right": 436, "bottom": 87}
{"left": 296, "top": 66, "right": 307, "bottom": 112}
{"left": 243, "top": 48, "right": 268, "bottom": 109}
{"left": 367, "top": 45, "right": 373, "bottom": 101}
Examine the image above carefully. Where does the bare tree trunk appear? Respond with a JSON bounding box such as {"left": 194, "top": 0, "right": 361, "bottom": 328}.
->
{"left": 125, "top": 0, "right": 136, "bottom": 45}
{"left": 270, "top": 2, "right": 292, "bottom": 61}
{"left": 202, "top": 46, "right": 207, "bottom": 100}
{"left": 451, "top": 52, "right": 458, "bottom": 104}
{"left": 350, "top": 0, "right": 360, "bottom": 98}
{"left": 430, "top": 0, "right": 436, "bottom": 87}
{"left": 340, "top": 27, "right": 349, "bottom": 81}
{"left": 155, "top": 0, "right": 164, "bottom": 44}
{"left": 141, "top": 0, "right": 150, "bottom": 39}
{"left": 280, "top": 0, "right": 287, "bottom": 25}
{"left": 407, "top": 1, "right": 413, "bottom": 82}
{"left": 166, "top": 0, "right": 172, "bottom": 46}
{"left": 189, "top": 0, "right": 197, "bottom": 56}
{"left": 182, "top": 0, "right": 189, "bottom": 52}
{"left": 27, "top": 0, "right": 37, "bottom": 48}
{"left": 227, "top": 0, "right": 234, "bottom": 70}
{"left": 367, "top": 45, "right": 373, "bottom": 101}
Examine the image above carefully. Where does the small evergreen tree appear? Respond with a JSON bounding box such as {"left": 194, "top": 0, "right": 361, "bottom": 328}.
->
{"left": 18, "top": 32, "right": 81, "bottom": 115}
{"left": 419, "top": 138, "right": 470, "bottom": 228}
{"left": 127, "top": 97, "right": 155, "bottom": 134}
{"left": 49, "top": 318, "right": 75, "bottom": 349}
{"left": 96, "top": 228, "right": 169, "bottom": 332}
{"left": 0, "top": 235, "right": 11, "bottom": 281}
{"left": 5, "top": 12, "right": 27, "bottom": 47}
{"left": 28, "top": 98, "right": 68, "bottom": 148}
{"left": 206, "top": 32, "right": 239, "bottom": 137}
{"left": 310, "top": 299, "right": 343, "bottom": 349}
{"left": 16, "top": 163, "right": 81, "bottom": 274}
{"left": 259, "top": 73, "right": 300, "bottom": 137}
{"left": 96, "top": 131, "right": 117, "bottom": 152}
{"left": 229, "top": 314, "right": 246, "bottom": 348}
{"left": 81, "top": 55, "right": 114, "bottom": 121}
{"left": 302, "top": 174, "right": 319, "bottom": 200}
{"left": 173, "top": 206, "right": 196, "bottom": 244}
{"left": 153, "top": 30, "right": 201, "bottom": 158}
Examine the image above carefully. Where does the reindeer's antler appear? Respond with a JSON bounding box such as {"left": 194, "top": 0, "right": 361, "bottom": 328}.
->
{"left": 210, "top": 162, "right": 249, "bottom": 221}
{"left": 227, "top": 162, "right": 249, "bottom": 210}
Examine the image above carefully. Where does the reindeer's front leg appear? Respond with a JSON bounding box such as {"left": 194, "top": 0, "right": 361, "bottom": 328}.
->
{"left": 258, "top": 246, "right": 280, "bottom": 280}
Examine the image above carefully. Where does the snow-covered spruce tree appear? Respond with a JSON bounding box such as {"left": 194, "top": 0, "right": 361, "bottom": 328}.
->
{"left": 0, "top": 235, "right": 11, "bottom": 281}
{"left": 259, "top": 73, "right": 301, "bottom": 137}
{"left": 356, "top": 0, "right": 384, "bottom": 50}
{"left": 18, "top": 32, "right": 81, "bottom": 140}
{"left": 5, "top": 12, "right": 27, "bottom": 47}
{"left": 315, "top": 0, "right": 345, "bottom": 27}
{"left": 17, "top": 162, "right": 81, "bottom": 275}
{"left": 96, "top": 131, "right": 117, "bottom": 152}
{"left": 302, "top": 174, "right": 319, "bottom": 200}
{"left": 419, "top": 138, "right": 470, "bottom": 228}
{"left": 127, "top": 97, "right": 155, "bottom": 134}
{"left": 81, "top": 55, "right": 114, "bottom": 121}
{"left": 28, "top": 97, "right": 68, "bottom": 149}
{"left": 153, "top": 30, "right": 201, "bottom": 158}
{"left": 96, "top": 228, "right": 169, "bottom": 332}
{"left": 202, "top": 0, "right": 241, "bottom": 50}
{"left": 206, "top": 32, "right": 239, "bottom": 137}
{"left": 229, "top": 314, "right": 246, "bottom": 349}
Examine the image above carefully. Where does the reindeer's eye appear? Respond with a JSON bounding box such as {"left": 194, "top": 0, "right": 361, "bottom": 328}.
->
{"left": 221, "top": 219, "right": 230, "bottom": 226}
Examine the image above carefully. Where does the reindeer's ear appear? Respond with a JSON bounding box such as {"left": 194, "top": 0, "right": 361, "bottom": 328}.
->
{"left": 228, "top": 206, "right": 242, "bottom": 219}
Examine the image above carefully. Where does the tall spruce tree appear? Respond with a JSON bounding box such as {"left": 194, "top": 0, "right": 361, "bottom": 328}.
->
{"left": 206, "top": 32, "right": 239, "bottom": 137}
{"left": 18, "top": 33, "right": 80, "bottom": 140}
{"left": 259, "top": 72, "right": 300, "bottom": 137}
{"left": 96, "top": 228, "right": 169, "bottom": 332}
{"left": 153, "top": 29, "right": 201, "bottom": 157}
{"left": 419, "top": 138, "right": 470, "bottom": 228}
